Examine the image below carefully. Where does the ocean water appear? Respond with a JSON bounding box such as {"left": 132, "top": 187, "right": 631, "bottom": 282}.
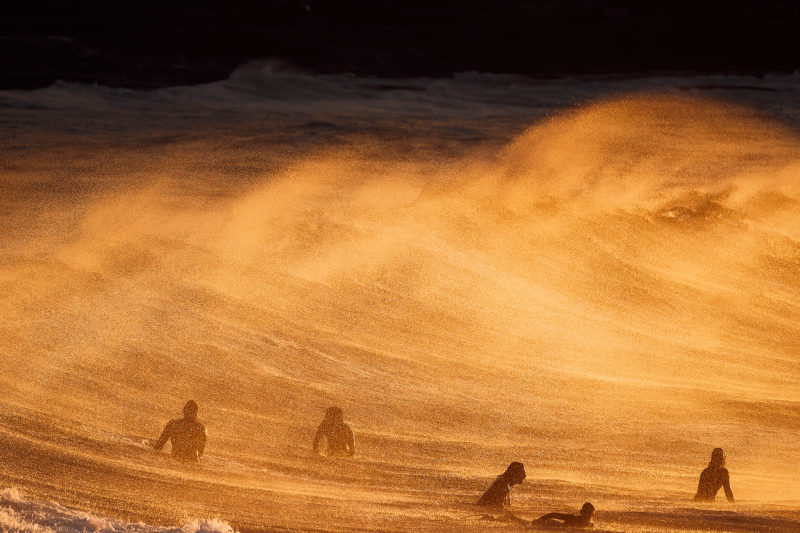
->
{"left": 0, "top": 65, "right": 799, "bottom": 532}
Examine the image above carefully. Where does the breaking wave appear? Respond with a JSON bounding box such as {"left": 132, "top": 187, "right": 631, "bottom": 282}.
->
{"left": 0, "top": 71, "right": 799, "bottom": 531}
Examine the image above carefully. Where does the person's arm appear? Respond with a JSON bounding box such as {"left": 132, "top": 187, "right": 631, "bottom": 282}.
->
{"left": 198, "top": 425, "right": 207, "bottom": 458}
{"left": 536, "top": 513, "right": 571, "bottom": 522}
{"left": 312, "top": 425, "right": 323, "bottom": 454}
{"left": 694, "top": 468, "right": 708, "bottom": 501}
{"left": 722, "top": 469, "right": 734, "bottom": 502}
{"left": 153, "top": 421, "right": 173, "bottom": 451}
{"left": 346, "top": 425, "right": 355, "bottom": 457}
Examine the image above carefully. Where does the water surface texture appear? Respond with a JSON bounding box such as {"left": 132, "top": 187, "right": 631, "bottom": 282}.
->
{"left": 1, "top": 68, "right": 799, "bottom": 532}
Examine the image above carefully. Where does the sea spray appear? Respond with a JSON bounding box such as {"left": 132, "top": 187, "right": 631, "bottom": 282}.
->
{"left": 1, "top": 72, "right": 799, "bottom": 531}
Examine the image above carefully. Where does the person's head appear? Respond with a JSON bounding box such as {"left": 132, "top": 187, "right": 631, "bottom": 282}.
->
{"left": 580, "top": 502, "right": 595, "bottom": 519}
{"left": 324, "top": 406, "right": 344, "bottom": 424}
{"left": 709, "top": 447, "right": 726, "bottom": 468}
{"left": 183, "top": 399, "right": 199, "bottom": 420}
{"left": 502, "top": 461, "right": 526, "bottom": 484}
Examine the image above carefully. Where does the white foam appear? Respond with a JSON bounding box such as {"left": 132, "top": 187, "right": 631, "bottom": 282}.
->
{"left": 0, "top": 488, "right": 237, "bottom": 533}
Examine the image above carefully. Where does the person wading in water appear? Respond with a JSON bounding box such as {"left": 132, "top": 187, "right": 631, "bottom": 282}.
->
{"left": 312, "top": 406, "right": 355, "bottom": 457}
{"left": 694, "top": 447, "right": 734, "bottom": 502}
{"left": 475, "top": 462, "right": 528, "bottom": 524}
{"left": 153, "top": 399, "right": 207, "bottom": 463}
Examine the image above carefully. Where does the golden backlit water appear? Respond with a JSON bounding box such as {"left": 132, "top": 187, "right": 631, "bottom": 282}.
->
{"left": 1, "top": 74, "right": 799, "bottom": 531}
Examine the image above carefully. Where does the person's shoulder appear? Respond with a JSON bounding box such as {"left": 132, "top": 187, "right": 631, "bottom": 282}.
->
{"left": 485, "top": 476, "right": 506, "bottom": 492}
{"left": 194, "top": 420, "right": 207, "bottom": 432}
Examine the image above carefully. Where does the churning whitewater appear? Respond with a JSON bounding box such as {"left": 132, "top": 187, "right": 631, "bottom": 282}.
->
{"left": 1, "top": 67, "right": 799, "bottom": 532}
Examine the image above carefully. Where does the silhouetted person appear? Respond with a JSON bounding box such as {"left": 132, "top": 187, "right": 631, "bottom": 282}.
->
{"left": 312, "top": 406, "right": 355, "bottom": 457}
{"left": 531, "top": 502, "right": 595, "bottom": 529}
{"left": 153, "top": 399, "right": 207, "bottom": 463}
{"left": 694, "top": 447, "right": 734, "bottom": 502}
{"left": 477, "top": 462, "right": 526, "bottom": 508}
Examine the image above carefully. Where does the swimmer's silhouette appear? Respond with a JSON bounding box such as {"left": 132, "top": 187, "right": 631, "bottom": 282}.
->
{"left": 312, "top": 406, "right": 355, "bottom": 457}
{"left": 477, "top": 462, "right": 526, "bottom": 508}
{"left": 531, "top": 502, "right": 595, "bottom": 529}
{"left": 153, "top": 400, "right": 207, "bottom": 463}
{"left": 694, "top": 447, "right": 734, "bottom": 502}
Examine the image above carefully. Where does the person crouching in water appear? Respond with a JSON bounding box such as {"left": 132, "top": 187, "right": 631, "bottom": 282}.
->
{"left": 476, "top": 462, "right": 527, "bottom": 523}
{"left": 312, "top": 406, "right": 355, "bottom": 457}
{"left": 694, "top": 447, "right": 734, "bottom": 502}
{"left": 530, "top": 502, "right": 595, "bottom": 529}
{"left": 153, "top": 399, "right": 207, "bottom": 463}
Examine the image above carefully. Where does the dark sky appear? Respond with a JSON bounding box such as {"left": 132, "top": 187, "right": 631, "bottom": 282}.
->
{"left": 3, "top": 0, "right": 800, "bottom": 89}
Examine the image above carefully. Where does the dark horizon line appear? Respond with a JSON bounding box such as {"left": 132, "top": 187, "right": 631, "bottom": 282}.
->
{"left": 4, "top": 62, "right": 800, "bottom": 92}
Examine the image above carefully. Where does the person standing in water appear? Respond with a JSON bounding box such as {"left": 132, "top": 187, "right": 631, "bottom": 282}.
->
{"left": 694, "top": 447, "right": 734, "bottom": 502}
{"left": 530, "top": 502, "right": 595, "bottom": 528}
{"left": 153, "top": 399, "right": 207, "bottom": 463}
{"left": 312, "top": 406, "right": 355, "bottom": 457}
{"left": 477, "top": 462, "right": 527, "bottom": 508}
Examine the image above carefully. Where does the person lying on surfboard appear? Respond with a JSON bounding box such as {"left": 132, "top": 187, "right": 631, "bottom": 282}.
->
{"left": 530, "top": 502, "right": 595, "bottom": 529}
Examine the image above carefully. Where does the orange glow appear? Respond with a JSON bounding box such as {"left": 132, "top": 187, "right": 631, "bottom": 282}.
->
{"left": 1, "top": 92, "right": 799, "bottom": 530}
